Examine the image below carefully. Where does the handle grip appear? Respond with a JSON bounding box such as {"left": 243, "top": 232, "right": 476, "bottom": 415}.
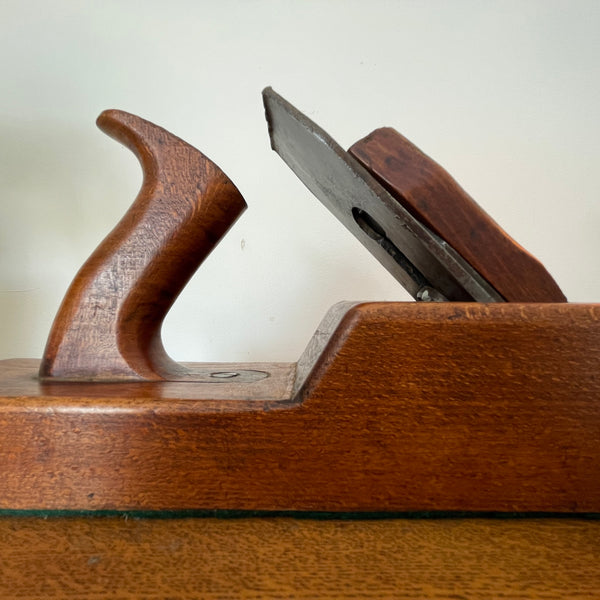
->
{"left": 40, "top": 110, "right": 246, "bottom": 381}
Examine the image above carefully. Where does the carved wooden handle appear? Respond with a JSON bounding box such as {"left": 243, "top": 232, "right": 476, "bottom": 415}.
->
{"left": 40, "top": 110, "right": 246, "bottom": 381}
{"left": 349, "top": 128, "right": 566, "bottom": 302}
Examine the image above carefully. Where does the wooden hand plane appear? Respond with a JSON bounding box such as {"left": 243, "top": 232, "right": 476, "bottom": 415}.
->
{"left": 0, "top": 93, "right": 598, "bottom": 514}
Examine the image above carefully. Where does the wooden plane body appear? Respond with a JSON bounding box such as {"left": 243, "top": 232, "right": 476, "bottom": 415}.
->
{"left": 1, "top": 106, "right": 598, "bottom": 515}
{"left": 1, "top": 301, "right": 599, "bottom": 513}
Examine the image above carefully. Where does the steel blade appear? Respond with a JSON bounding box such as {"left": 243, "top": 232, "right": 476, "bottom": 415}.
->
{"left": 263, "top": 87, "right": 502, "bottom": 302}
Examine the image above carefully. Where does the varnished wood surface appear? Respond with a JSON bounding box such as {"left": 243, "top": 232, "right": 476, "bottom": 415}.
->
{"left": 0, "top": 516, "right": 598, "bottom": 598}
{"left": 1, "top": 302, "right": 599, "bottom": 512}
{"left": 0, "top": 359, "right": 296, "bottom": 404}
{"left": 41, "top": 110, "right": 246, "bottom": 382}
{"left": 349, "top": 127, "right": 566, "bottom": 303}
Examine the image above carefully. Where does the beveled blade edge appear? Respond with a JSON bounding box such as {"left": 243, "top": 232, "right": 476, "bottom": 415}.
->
{"left": 262, "top": 87, "right": 502, "bottom": 302}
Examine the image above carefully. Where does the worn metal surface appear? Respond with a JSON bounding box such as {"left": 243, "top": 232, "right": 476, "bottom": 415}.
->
{"left": 263, "top": 87, "right": 502, "bottom": 302}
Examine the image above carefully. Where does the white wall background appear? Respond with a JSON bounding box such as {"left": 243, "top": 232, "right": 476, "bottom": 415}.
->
{"left": 0, "top": 0, "right": 599, "bottom": 363}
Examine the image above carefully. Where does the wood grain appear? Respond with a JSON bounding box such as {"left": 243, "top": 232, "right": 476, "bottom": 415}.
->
{"left": 40, "top": 110, "right": 246, "bottom": 382}
{"left": 0, "top": 516, "right": 598, "bottom": 599}
{"left": 349, "top": 127, "right": 566, "bottom": 302}
{"left": 2, "top": 302, "right": 599, "bottom": 512}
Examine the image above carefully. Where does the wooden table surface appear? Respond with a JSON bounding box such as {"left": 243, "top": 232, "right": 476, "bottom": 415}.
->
{"left": 0, "top": 516, "right": 598, "bottom": 599}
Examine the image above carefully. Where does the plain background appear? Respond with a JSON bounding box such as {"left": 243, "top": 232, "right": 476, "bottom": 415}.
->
{"left": 0, "top": 0, "right": 598, "bottom": 363}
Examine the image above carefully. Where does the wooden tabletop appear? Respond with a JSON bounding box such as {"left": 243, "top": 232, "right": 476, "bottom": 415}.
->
{"left": 0, "top": 516, "right": 598, "bottom": 599}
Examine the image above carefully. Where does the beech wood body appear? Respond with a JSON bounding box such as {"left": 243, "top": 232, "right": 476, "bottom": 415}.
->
{"left": 1, "top": 302, "right": 599, "bottom": 512}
